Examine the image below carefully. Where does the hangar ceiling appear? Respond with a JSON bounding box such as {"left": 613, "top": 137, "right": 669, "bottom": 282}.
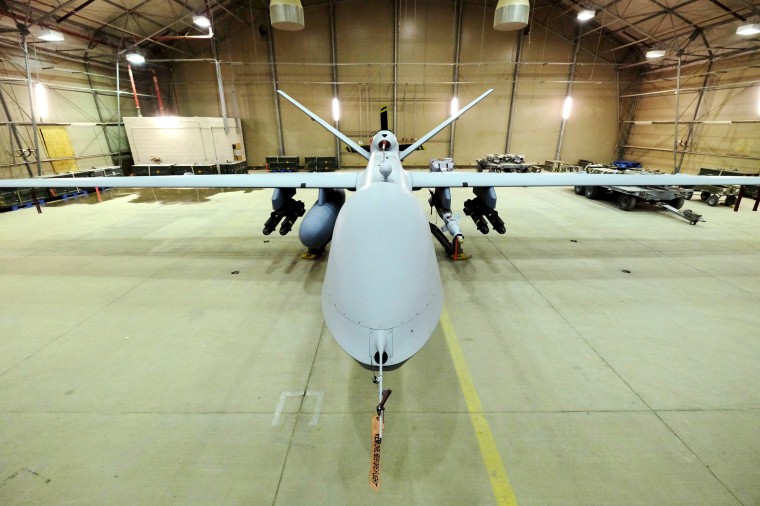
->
{"left": 0, "top": 0, "right": 758, "bottom": 69}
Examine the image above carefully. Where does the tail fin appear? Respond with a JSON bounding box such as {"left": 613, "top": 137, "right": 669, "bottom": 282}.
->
{"left": 399, "top": 89, "right": 493, "bottom": 161}
{"left": 380, "top": 106, "right": 389, "bottom": 131}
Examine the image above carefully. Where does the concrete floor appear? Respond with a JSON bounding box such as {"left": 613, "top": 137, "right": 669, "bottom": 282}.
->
{"left": 1, "top": 183, "right": 759, "bottom": 505}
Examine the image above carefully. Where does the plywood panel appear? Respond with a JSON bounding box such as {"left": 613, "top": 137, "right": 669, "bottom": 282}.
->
{"left": 39, "top": 126, "right": 77, "bottom": 173}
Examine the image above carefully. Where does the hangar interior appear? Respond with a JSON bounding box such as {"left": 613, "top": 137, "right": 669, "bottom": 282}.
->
{"left": 1, "top": 0, "right": 760, "bottom": 504}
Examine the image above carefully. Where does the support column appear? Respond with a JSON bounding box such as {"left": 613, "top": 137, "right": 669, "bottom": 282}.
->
{"left": 673, "top": 52, "right": 682, "bottom": 173}
{"left": 448, "top": 0, "right": 463, "bottom": 159}
{"left": 677, "top": 59, "right": 712, "bottom": 173}
{"left": 268, "top": 23, "right": 285, "bottom": 156}
{"left": 84, "top": 59, "right": 117, "bottom": 165}
{"left": 116, "top": 52, "right": 122, "bottom": 161}
{"left": 393, "top": 0, "right": 399, "bottom": 134}
{"left": 615, "top": 70, "right": 644, "bottom": 160}
{"left": 0, "top": 89, "right": 34, "bottom": 177}
{"left": 505, "top": 31, "right": 524, "bottom": 153}
{"left": 209, "top": 20, "right": 229, "bottom": 134}
{"left": 21, "top": 33, "right": 43, "bottom": 176}
{"left": 554, "top": 27, "right": 581, "bottom": 161}
{"left": 330, "top": 0, "right": 341, "bottom": 168}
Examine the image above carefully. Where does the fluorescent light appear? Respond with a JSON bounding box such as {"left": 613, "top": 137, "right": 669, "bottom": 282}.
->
{"left": 126, "top": 51, "right": 145, "bottom": 64}
{"left": 703, "top": 120, "right": 731, "bottom": 125}
{"left": 38, "top": 29, "right": 64, "bottom": 42}
{"left": 577, "top": 9, "right": 595, "bottom": 21}
{"left": 193, "top": 15, "right": 211, "bottom": 28}
{"left": 562, "top": 96, "right": 572, "bottom": 120}
{"left": 736, "top": 23, "right": 760, "bottom": 36}
{"left": 332, "top": 97, "right": 340, "bottom": 122}
{"left": 646, "top": 49, "right": 666, "bottom": 59}
{"left": 450, "top": 97, "right": 459, "bottom": 116}
{"left": 157, "top": 116, "right": 180, "bottom": 128}
{"left": 35, "top": 82, "right": 48, "bottom": 119}
{"left": 633, "top": 121, "right": 652, "bottom": 125}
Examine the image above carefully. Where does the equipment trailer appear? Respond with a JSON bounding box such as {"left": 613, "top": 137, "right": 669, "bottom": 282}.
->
{"left": 573, "top": 166, "right": 702, "bottom": 224}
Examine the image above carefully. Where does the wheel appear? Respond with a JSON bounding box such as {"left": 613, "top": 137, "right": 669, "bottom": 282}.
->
{"left": 669, "top": 197, "right": 685, "bottom": 210}
{"left": 574, "top": 186, "right": 585, "bottom": 195}
{"left": 725, "top": 195, "right": 737, "bottom": 207}
{"left": 685, "top": 192, "right": 693, "bottom": 200}
{"left": 706, "top": 194, "right": 720, "bottom": 207}
{"left": 700, "top": 191, "right": 710, "bottom": 201}
{"left": 618, "top": 194, "right": 637, "bottom": 211}
{"left": 584, "top": 186, "right": 599, "bottom": 199}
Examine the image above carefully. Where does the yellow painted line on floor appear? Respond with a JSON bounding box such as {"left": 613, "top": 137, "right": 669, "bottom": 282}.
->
{"left": 441, "top": 308, "right": 518, "bottom": 506}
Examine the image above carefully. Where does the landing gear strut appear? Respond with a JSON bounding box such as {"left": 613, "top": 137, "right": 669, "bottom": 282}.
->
{"left": 372, "top": 362, "right": 392, "bottom": 442}
{"left": 428, "top": 188, "right": 468, "bottom": 260}
{"left": 429, "top": 222, "right": 467, "bottom": 260}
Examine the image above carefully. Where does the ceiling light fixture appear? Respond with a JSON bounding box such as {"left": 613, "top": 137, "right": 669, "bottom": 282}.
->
{"left": 646, "top": 48, "right": 666, "bottom": 59}
{"left": 270, "top": 0, "right": 305, "bottom": 31}
{"left": 38, "top": 29, "right": 64, "bottom": 42}
{"left": 450, "top": 97, "right": 459, "bottom": 116}
{"left": 493, "top": 0, "right": 529, "bottom": 31}
{"left": 577, "top": 9, "right": 595, "bottom": 22}
{"left": 736, "top": 17, "right": 760, "bottom": 36}
{"left": 193, "top": 15, "right": 211, "bottom": 28}
{"left": 125, "top": 50, "right": 145, "bottom": 64}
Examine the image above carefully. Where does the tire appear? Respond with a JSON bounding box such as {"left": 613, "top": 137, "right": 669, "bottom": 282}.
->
{"left": 685, "top": 192, "right": 693, "bottom": 200}
{"left": 700, "top": 191, "right": 710, "bottom": 201}
{"left": 574, "top": 186, "right": 585, "bottom": 195}
{"left": 584, "top": 186, "right": 599, "bottom": 199}
{"left": 669, "top": 197, "right": 685, "bottom": 210}
{"left": 617, "top": 194, "right": 636, "bottom": 211}
{"left": 725, "top": 195, "right": 737, "bottom": 207}
{"left": 706, "top": 194, "right": 720, "bottom": 207}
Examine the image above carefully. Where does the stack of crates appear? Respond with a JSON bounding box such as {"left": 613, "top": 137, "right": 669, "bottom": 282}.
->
{"left": 305, "top": 157, "right": 337, "bottom": 172}
{"left": 218, "top": 161, "right": 248, "bottom": 174}
{"left": 266, "top": 156, "right": 300, "bottom": 172}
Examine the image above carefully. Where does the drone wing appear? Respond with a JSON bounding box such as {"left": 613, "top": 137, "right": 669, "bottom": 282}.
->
{"left": 0, "top": 172, "right": 360, "bottom": 190}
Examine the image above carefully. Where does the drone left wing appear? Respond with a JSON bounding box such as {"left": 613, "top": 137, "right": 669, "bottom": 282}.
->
{"left": 0, "top": 173, "right": 359, "bottom": 190}
{"left": 411, "top": 171, "right": 760, "bottom": 188}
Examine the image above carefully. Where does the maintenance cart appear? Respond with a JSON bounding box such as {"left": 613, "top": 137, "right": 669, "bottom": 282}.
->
{"left": 687, "top": 168, "right": 760, "bottom": 207}
{"left": 693, "top": 185, "right": 740, "bottom": 207}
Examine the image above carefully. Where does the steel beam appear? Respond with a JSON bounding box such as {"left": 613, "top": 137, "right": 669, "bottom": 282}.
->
{"left": 448, "top": 0, "right": 463, "bottom": 159}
